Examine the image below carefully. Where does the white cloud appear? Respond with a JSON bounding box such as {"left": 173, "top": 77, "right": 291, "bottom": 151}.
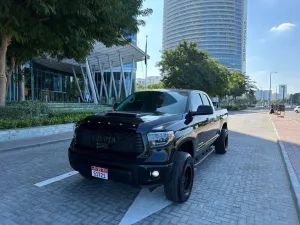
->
{"left": 270, "top": 23, "right": 296, "bottom": 32}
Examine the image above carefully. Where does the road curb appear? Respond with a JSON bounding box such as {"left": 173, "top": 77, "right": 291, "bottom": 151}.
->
{"left": 0, "top": 138, "right": 72, "bottom": 153}
{"left": 0, "top": 123, "right": 74, "bottom": 142}
{"left": 269, "top": 114, "right": 300, "bottom": 220}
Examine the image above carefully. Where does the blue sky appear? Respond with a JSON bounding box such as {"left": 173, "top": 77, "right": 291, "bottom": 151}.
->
{"left": 136, "top": 0, "right": 300, "bottom": 94}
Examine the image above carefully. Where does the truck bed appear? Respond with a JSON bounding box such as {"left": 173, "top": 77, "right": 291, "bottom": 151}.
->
{"left": 215, "top": 108, "right": 228, "bottom": 117}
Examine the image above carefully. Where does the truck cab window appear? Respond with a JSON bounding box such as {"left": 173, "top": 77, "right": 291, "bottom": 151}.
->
{"left": 116, "top": 91, "right": 189, "bottom": 114}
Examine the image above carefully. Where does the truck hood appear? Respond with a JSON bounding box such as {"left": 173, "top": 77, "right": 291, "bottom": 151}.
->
{"left": 82, "top": 111, "right": 184, "bottom": 134}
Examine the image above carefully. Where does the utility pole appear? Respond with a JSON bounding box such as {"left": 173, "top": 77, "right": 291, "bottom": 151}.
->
{"left": 144, "top": 35, "right": 148, "bottom": 88}
{"left": 269, "top": 73, "right": 271, "bottom": 107}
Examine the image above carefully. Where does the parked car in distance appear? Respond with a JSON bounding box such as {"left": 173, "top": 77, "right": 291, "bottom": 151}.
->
{"left": 68, "top": 89, "right": 228, "bottom": 203}
{"left": 294, "top": 106, "right": 300, "bottom": 113}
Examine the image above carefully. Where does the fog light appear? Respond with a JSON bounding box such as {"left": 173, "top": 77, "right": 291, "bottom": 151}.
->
{"left": 151, "top": 170, "right": 160, "bottom": 178}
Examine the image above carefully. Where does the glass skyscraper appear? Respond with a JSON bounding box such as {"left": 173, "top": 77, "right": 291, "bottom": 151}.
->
{"left": 163, "top": 0, "right": 247, "bottom": 73}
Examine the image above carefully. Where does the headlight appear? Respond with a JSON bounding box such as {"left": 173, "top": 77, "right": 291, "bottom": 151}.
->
{"left": 147, "top": 131, "right": 175, "bottom": 148}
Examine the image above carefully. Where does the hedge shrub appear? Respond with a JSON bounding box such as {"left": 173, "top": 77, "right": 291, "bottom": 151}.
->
{"left": 1, "top": 102, "right": 109, "bottom": 120}
{"left": 225, "top": 105, "right": 247, "bottom": 111}
{"left": 0, "top": 111, "right": 106, "bottom": 130}
{"left": 0, "top": 101, "right": 52, "bottom": 119}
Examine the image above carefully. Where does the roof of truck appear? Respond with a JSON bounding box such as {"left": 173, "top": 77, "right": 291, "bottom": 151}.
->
{"left": 141, "top": 89, "right": 205, "bottom": 94}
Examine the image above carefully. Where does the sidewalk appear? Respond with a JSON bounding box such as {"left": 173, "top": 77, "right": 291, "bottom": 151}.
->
{"left": 0, "top": 132, "right": 73, "bottom": 151}
{"left": 270, "top": 114, "right": 300, "bottom": 182}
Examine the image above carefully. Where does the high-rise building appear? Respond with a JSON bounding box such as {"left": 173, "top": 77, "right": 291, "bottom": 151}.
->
{"left": 137, "top": 76, "right": 162, "bottom": 86}
{"left": 263, "top": 90, "right": 272, "bottom": 101}
{"left": 278, "top": 84, "right": 287, "bottom": 99}
{"left": 255, "top": 90, "right": 263, "bottom": 100}
{"left": 255, "top": 90, "right": 272, "bottom": 101}
{"left": 163, "top": 0, "right": 247, "bottom": 72}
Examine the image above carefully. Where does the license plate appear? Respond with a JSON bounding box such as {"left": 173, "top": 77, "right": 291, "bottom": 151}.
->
{"left": 91, "top": 166, "right": 108, "bottom": 180}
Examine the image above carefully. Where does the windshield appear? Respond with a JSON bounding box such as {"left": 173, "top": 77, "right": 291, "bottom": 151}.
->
{"left": 115, "top": 91, "right": 189, "bottom": 114}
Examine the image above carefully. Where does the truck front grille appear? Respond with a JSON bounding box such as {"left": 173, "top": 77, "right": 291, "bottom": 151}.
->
{"left": 75, "top": 129, "right": 144, "bottom": 154}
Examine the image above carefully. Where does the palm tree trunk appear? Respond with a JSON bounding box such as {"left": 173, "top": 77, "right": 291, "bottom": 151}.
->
{"left": 18, "top": 64, "right": 25, "bottom": 101}
{"left": 0, "top": 33, "right": 11, "bottom": 106}
{"left": 5, "top": 57, "right": 16, "bottom": 98}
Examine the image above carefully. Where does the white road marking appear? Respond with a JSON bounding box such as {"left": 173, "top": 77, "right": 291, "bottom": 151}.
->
{"left": 119, "top": 186, "right": 172, "bottom": 225}
{"left": 288, "top": 117, "right": 300, "bottom": 126}
{"left": 34, "top": 171, "right": 79, "bottom": 187}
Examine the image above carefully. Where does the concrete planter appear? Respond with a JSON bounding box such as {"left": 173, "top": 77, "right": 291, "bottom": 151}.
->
{"left": 0, "top": 123, "right": 74, "bottom": 142}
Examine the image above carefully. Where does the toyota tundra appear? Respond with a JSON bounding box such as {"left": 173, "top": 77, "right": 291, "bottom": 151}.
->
{"left": 68, "top": 89, "right": 228, "bottom": 203}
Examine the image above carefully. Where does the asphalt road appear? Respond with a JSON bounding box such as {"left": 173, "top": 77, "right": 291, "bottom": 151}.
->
{"left": 0, "top": 110, "right": 299, "bottom": 225}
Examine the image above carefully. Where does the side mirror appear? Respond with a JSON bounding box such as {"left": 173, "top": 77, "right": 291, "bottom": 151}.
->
{"left": 113, "top": 102, "right": 119, "bottom": 111}
{"left": 194, "top": 105, "right": 214, "bottom": 115}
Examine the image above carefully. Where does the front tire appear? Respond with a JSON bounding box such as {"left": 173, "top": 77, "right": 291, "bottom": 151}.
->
{"left": 164, "top": 151, "right": 194, "bottom": 203}
{"left": 215, "top": 128, "right": 228, "bottom": 154}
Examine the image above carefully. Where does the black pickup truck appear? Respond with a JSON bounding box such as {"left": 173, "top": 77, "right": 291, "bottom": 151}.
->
{"left": 69, "top": 89, "right": 228, "bottom": 203}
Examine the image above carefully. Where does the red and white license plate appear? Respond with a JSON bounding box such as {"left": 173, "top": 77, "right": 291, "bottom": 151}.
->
{"left": 91, "top": 166, "right": 108, "bottom": 180}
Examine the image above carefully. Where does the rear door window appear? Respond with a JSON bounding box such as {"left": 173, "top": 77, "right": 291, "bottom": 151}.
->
{"left": 189, "top": 93, "right": 203, "bottom": 111}
{"left": 200, "top": 94, "right": 211, "bottom": 106}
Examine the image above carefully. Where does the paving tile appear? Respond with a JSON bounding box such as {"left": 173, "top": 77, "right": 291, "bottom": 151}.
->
{"left": 0, "top": 110, "right": 299, "bottom": 225}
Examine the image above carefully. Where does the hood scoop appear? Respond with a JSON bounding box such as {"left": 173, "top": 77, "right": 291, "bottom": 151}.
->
{"left": 105, "top": 112, "right": 137, "bottom": 118}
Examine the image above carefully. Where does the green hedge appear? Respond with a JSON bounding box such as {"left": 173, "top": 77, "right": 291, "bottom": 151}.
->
{"left": 225, "top": 105, "right": 248, "bottom": 111}
{"left": 1, "top": 102, "right": 109, "bottom": 120}
{"left": 0, "top": 101, "right": 112, "bottom": 129}
{"left": 0, "top": 111, "right": 100, "bottom": 130}
{"left": 0, "top": 101, "right": 52, "bottom": 119}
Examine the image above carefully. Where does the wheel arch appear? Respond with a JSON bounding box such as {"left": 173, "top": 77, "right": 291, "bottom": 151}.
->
{"left": 222, "top": 122, "right": 228, "bottom": 130}
{"left": 176, "top": 138, "right": 195, "bottom": 158}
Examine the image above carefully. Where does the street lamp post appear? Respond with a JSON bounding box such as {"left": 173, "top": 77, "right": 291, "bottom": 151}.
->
{"left": 269, "top": 72, "right": 277, "bottom": 107}
{"left": 281, "top": 85, "right": 285, "bottom": 103}
{"left": 259, "top": 86, "right": 263, "bottom": 106}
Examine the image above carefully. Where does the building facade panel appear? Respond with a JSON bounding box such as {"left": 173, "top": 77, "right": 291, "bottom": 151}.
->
{"left": 6, "top": 33, "right": 142, "bottom": 103}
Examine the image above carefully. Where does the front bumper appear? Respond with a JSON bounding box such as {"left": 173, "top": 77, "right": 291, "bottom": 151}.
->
{"left": 68, "top": 148, "right": 173, "bottom": 186}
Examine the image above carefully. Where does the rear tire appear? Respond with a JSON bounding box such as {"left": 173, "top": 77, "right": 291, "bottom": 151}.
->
{"left": 164, "top": 151, "right": 194, "bottom": 203}
{"left": 215, "top": 128, "right": 228, "bottom": 154}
